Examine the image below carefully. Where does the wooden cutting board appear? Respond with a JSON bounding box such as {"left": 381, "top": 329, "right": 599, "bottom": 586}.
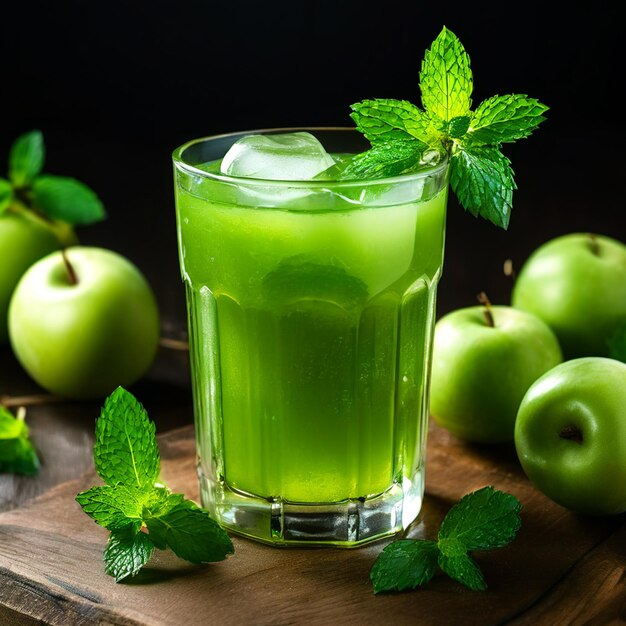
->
{"left": 0, "top": 424, "right": 624, "bottom": 626}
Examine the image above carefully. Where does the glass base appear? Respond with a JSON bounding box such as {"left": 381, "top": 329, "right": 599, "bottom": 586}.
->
{"left": 199, "top": 469, "right": 425, "bottom": 547}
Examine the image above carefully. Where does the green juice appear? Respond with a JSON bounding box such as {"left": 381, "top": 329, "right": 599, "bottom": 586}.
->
{"left": 175, "top": 136, "right": 448, "bottom": 544}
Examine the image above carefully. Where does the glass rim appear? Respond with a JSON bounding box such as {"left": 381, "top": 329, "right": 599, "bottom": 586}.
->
{"left": 172, "top": 127, "right": 449, "bottom": 188}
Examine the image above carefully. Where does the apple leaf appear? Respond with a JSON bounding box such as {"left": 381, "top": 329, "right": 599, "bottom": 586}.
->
{"left": 8, "top": 130, "right": 45, "bottom": 187}
{"left": 32, "top": 175, "right": 106, "bottom": 225}
{"left": 0, "top": 178, "right": 12, "bottom": 214}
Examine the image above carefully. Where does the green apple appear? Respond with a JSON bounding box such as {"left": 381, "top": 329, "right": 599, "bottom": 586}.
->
{"left": 431, "top": 305, "right": 562, "bottom": 443}
{"left": 8, "top": 246, "right": 160, "bottom": 399}
{"left": 0, "top": 212, "right": 76, "bottom": 343}
{"left": 512, "top": 233, "right": 626, "bottom": 359}
{"left": 515, "top": 357, "right": 626, "bottom": 515}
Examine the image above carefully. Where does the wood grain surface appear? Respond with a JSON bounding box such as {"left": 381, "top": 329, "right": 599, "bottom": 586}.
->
{"left": 1, "top": 417, "right": 624, "bottom": 625}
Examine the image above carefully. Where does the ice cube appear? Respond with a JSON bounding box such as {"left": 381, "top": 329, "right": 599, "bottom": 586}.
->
{"left": 220, "top": 132, "right": 335, "bottom": 180}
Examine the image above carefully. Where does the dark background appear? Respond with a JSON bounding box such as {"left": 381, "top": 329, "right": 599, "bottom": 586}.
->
{"left": 1, "top": 2, "right": 623, "bottom": 326}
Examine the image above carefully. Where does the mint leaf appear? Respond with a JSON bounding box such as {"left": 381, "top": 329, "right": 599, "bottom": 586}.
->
{"left": 0, "top": 178, "right": 12, "bottom": 213}
{"left": 104, "top": 530, "right": 155, "bottom": 582}
{"left": 350, "top": 99, "right": 433, "bottom": 145}
{"left": 0, "top": 407, "right": 40, "bottom": 476}
{"left": 448, "top": 115, "right": 470, "bottom": 139}
{"left": 94, "top": 387, "right": 160, "bottom": 490}
{"left": 420, "top": 27, "right": 473, "bottom": 122}
{"left": 9, "top": 130, "right": 45, "bottom": 187}
{"left": 370, "top": 540, "right": 438, "bottom": 593}
{"left": 76, "top": 485, "right": 147, "bottom": 532}
{"left": 468, "top": 94, "right": 548, "bottom": 145}
{"left": 450, "top": 145, "right": 516, "bottom": 229}
{"left": 370, "top": 487, "right": 521, "bottom": 594}
{"left": 145, "top": 496, "right": 234, "bottom": 563}
{"left": 32, "top": 175, "right": 105, "bottom": 225}
{"left": 340, "top": 139, "right": 426, "bottom": 179}
{"left": 438, "top": 486, "right": 522, "bottom": 550}
{"left": 438, "top": 553, "right": 487, "bottom": 591}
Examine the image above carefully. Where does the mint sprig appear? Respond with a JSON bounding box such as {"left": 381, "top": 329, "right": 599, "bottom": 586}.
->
{"left": 370, "top": 486, "right": 522, "bottom": 593}
{"left": 0, "top": 406, "right": 40, "bottom": 476}
{"left": 76, "top": 387, "right": 234, "bottom": 582}
{"left": 2, "top": 130, "right": 106, "bottom": 226}
{"left": 346, "top": 27, "right": 548, "bottom": 229}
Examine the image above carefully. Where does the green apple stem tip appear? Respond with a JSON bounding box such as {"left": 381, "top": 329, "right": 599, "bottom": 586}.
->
{"left": 587, "top": 233, "right": 600, "bottom": 256}
{"left": 62, "top": 249, "right": 79, "bottom": 285}
{"left": 477, "top": 292, "right": 495, "bottom": 328}
{"left": 559, "top": 425, "right": 583, "bottom": 443}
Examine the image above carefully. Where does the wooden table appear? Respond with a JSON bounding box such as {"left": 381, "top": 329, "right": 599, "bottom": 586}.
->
{"left": 1, "top": 345, "right": 625, "bottom": 625}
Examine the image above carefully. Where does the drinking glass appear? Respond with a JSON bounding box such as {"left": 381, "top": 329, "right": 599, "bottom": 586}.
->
{"left": 173, "top": 128, "right": 448, "bottom": 545}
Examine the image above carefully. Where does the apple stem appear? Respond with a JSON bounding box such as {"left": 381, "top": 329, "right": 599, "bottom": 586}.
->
{"left": 588, "top": 233, "right": 600, "bottom": 256}
{"left": 62, "top": 249, "right": 79, "bottom": 285}
{"left": 477, "top": 292, "right": 495, "bottom": 328}
{"left": 559, "top": 425, "right": 583, "bottom": 444}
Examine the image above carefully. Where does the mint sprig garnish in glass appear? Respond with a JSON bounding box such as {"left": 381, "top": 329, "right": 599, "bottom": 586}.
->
{"left": 173, "top": 27, "right": 546, "bottom": 546}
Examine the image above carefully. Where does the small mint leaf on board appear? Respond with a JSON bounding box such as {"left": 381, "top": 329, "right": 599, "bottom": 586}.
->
{"left": 8, "top": 130, "right": 45, "bottom": 187}
{"left": 438, "top": 486, "right": 522, "bottom": 550}
{"left": 94, "top": 387, "right": 160, "bottom": 491}
{"left": 144, "top": 497, "right": 234, "bottom": 563}
{"left": 438, "top": 552, "right": 487, "bottom": 591}
{"left": 370, "top": 540, "right": 438, "bottom": 593}
{"left": 468, "top": 94, "right": 549, "bottom": 145}
{"left": 420, "top": 27, "right": 473, "bottom": 122}
{"left": 350, "top": 99, "right": 433, "bottom": 145}
{"left": 76, "top": 485, "right": 146, "bottom": 532}
{"left": 32, "top": 175, "right": 106, "bottom": 225}
{"left": 104, "top": 530, "right": 155, "bottom": 582}
{"left": 0, "top": 178, "right": 12, "bottom": 213}
{"left": 340, "top": 139, "right": 426, "bottom": 180}
{"left": 0, "top": 407, "right": 40, "bottom": 476}
{"left": 450, "top": 145, "right": 516, "bottom": 229}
